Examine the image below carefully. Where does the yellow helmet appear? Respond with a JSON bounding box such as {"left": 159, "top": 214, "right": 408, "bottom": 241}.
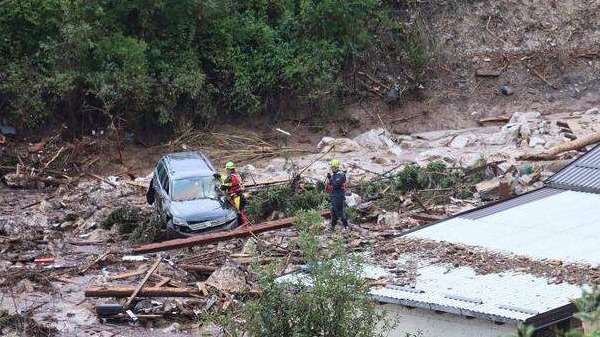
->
{"left": 329, "top": 159, "right": 340, "bottom": 168}
{"left": 225, "top": 161, "right": 235, "bottom": 169}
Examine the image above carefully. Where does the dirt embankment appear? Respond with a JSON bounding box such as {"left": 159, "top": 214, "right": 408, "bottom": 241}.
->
{"left": 349, "top": 0, "right": 600, "bottom": 137}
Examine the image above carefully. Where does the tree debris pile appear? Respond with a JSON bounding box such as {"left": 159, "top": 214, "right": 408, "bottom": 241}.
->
{"left": 370, "top": 238, "right": 600, "bottom": 286}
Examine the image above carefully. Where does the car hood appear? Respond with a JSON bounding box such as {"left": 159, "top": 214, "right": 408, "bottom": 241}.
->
{"left": 169, "top": 198, "right": 235, "bottom": 222}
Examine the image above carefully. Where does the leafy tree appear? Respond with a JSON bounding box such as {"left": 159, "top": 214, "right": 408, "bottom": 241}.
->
{"left": 0, "top": 0, "right": 411, "bottom": 136}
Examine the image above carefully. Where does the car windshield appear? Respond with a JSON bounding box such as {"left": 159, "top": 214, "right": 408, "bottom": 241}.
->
{"left": 172, "top": 176, "right": 219, "bottom": 201}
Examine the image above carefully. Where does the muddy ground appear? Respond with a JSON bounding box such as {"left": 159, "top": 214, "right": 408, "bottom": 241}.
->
{"left": 1, "top": 0, "right": 599, "bottom": 336}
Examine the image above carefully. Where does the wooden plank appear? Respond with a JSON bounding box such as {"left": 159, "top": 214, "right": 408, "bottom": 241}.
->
{"left": 78, "top": 250, "right": 112, "bottom": 275}
{"left": 124, "top": 256, "right": 162, "bottom": 308}
{"left": 85, "top": 287, "right": 202, "bottom": 298}
{"left": 133, "top": 211, "right": 330, "bottom": 254}
{"left": 155, "top": 276, "right": 171, "bottom": 287}
{"left": 178, "top": 264, "right": 218, "bottom": 273}
{"left": 106, "top": 267, "right": 146, "bottom": 281}
{"left": 475, "top": 69, "right": 501, "bottom": 77}
{"left": 409, "top": 213, "right": 446, "bottom": 223}
{"left": 478, "top": 114, "right": 511, "bottom": 124}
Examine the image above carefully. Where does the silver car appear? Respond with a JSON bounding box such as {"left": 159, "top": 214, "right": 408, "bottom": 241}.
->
{"left": 147, "top": 151, "right": 239, "bottom": 236}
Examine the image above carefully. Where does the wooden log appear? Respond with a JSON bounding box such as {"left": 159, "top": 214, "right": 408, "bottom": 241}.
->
{"left": 478, "top": 114, "right": 511, "bottom": 124}
{"left": 178, "top": 264, "right": 218, "bottom": 273}
{"left": 124, "top": 256, "right": 162, "bottom": 308}
{"left": 155, "top": 276, "right": 171, "bottom": 287}
{"left": 519, "top": 132, "right": 600, "bottom": 161}
{"left": 547, "top": 132, "right": 600, "bottom": 157}
{"left": 409, "top": 213, "right": 445, "bottom": 223}
{"left": 475, "top": 69, "right": 501, "bottom": 77}
{"left": 85, "top": 287, "right": 202, "bottom": 298}
{"left": 133, "top": 211, "right": 330, "bottom": 254}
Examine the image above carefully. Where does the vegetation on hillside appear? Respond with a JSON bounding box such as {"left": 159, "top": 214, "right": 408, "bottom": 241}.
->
{"left": 0, "top": 0, "right": 427, "bottom": 138}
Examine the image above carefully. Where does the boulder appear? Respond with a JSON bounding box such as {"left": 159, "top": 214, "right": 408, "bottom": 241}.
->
{"left": 317, "top": 137, "right": 361, "bottom": 153}
{"left": 241, "top": 164, "right": 257, "bottom": 174}
{"left": 450, "top": 134, "right": 476, "bottom": 149}
{"left": 353, "top": 128, "right": 403, "bottom": 155}
{"left": 476, "top": 177, "right": 512, "bottom": 201}
{"left": 416, "top": 148, "right": 457, "bottom": 166}
{"left": 376, "top": 211, "right": 402, "bottom": 227}
{"left": 162, "top": 323, "right": 182, "bottom": 334}
{"left": 345, "top": 193, "right": 362, "bottom": 207}
{"left": 509, "top": 111, "right": 542, "bottom": 124}
{"left": 206, "top": 261, "right": 249, "bottom": 294}
{"left": 483, "top": 123, "right": 521, "bottom": 145}
{"left": 399, "top": 139, "right": 429, "bottom": 150}
{"left": 528, "top": 136, "right": 546, "bottom": 147}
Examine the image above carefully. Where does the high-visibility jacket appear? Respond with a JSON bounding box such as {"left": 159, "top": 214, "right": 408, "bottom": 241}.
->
{"left": 221, "top": 172, "right": 244, "bottom": 196}
{"left": 326, "top": 171, "right": 347, "bottom": 198}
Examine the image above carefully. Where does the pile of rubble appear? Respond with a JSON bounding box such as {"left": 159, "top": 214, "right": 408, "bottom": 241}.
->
{"left": 1, "top": 106, "right": 600, "bottom": 335}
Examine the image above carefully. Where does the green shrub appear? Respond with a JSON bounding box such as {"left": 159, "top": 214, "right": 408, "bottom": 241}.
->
{"left": 204, "top": 217, "right": 396, "bottom": 337}
{"left": 100, "top": 206, "right": 140, "bottom": 234}
{"left": 128, "top": 213, "right": 166, "bottom": 244}
{"left": 247, "top": 184, "right": 324, "bottom": 221}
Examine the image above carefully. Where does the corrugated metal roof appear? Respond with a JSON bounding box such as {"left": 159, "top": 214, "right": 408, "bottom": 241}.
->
{"left": 369, "top": 263, "right": 582, "bottom": 323}
{"left": 547, "top": 144, "right": 600, "bottom": 193}
{"left": 460, "top": 187, "right": 565, "bottom": 220}
{"left": 407, "top": 189, "right": 600, "bottom": 264}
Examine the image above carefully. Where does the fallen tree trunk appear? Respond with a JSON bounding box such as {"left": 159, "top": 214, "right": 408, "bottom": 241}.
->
{"left": 519, "top": 132, "right": 600, "bottom": 161}
{"left": 85, "top": 287, "right": 201, "bottom": 298}
{"left": 133, "top": 210, "right": 330, "bottom": 254}
{"left": 547, "top": 132, "right": 600, "bottom": 157}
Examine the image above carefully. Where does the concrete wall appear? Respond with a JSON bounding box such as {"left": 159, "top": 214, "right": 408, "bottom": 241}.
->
{"left": 380, "top": 304, "right": 516, "bottom": 337}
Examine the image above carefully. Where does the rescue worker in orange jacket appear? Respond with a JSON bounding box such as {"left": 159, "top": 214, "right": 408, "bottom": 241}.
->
{"left": 220, "top": 161, "right": 248, "bottom": 227}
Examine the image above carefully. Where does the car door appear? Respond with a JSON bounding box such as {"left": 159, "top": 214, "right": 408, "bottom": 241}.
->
{"left": 154, "top": 159, "right": 171, "bottom": 217}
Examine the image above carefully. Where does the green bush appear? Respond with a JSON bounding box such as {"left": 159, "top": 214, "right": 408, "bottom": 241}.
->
{"left": 128, "top": 213, "right": 166, "bottom": 244}
{"left": 247, "top": 185, "right": 324, "bottom": 221}
{"left": 100, "top": 206, "right": 140, "bottom": 234}
{"left": 204, "top": 213, "right": 396, "bottom": 337}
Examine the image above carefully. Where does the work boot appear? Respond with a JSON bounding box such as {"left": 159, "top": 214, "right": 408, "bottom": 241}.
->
{"left": 342, "top": 219, "right": 349, "bottom": 230}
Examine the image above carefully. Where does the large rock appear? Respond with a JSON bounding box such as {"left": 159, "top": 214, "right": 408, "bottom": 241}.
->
{"left": 416, "top": 148, "right": 457, "bottom": 166}
{"left": 376, "top": 211, "right": 402, "bottom": 227}
{"left": 449, "top": 133, "right": 477, "bottom": 149}
{"left": 345, "top": 193, "right": 362, "bottom": 207}
{"left": 353, "top": 128, "right": 403, "bottom": 155}
{"left": 509, "top": 111, "right": 541, "bottom": 124}
{"left": 317, "top": 137, "right": 361, "bottom": 153}
{"left": 206, "top": 261, "right": 249, "bottom": 294}
{"left": 483, "top": 123, "right": 521, "bottom": 145}
{"left": 475, "top": 178, "right": 512, "bottom": 201}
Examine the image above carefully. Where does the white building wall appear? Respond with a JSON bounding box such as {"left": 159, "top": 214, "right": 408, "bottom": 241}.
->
{"left": 381, "top": 305, "right": 516, "bottom": 337}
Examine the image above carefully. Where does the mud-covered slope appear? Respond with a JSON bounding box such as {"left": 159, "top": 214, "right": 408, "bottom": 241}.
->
{"left": 379, "top": 0, "right": 600, "bottom": 134}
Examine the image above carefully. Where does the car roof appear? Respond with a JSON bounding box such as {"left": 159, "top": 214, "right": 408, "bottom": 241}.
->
{"left": 162, "top": 151, "right": 216, "bottom": 180}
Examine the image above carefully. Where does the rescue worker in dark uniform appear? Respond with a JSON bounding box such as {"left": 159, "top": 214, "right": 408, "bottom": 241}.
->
{"left": 325, "top": 159, "right": 349, "bottom": 231}
{"left": 220, "top": 161, "right": 248, "bottom": 227}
